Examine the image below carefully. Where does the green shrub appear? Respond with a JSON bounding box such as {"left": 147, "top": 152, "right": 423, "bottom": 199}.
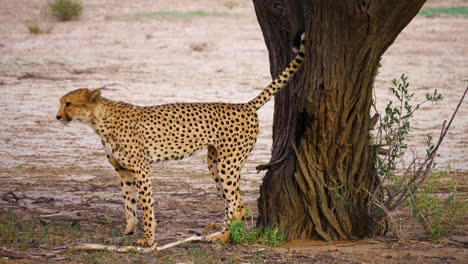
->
{"left": 49, "top": 0, "right": 83, "bottom": 21}
{"left": 372, "top": 74, "right": 466, "bottom": 241}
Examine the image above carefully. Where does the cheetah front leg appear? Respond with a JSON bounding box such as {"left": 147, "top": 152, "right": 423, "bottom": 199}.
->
{"left": 107, "top": 156, "right": 138, "bottom": 236}
{"left": 118, "top": 169, "right": 138, "bottom": 236}
{"left": 133, "top": 163, "right": 156, "bottom": 247}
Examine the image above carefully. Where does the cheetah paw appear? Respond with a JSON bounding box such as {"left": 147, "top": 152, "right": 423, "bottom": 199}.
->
{"left": 136, "top": 238, "right": 156, "bottom": 247}
{"left": 124, "top": 225, "right": 137, "bottom": 236}
{"left": 202, "top": 221, "right": 222, "bottom": 236}
{"left": 124, "top": 230, "right": 135, "bottom": 236}
{"left": 208, "top": 230, "right": 231, "bottom": 244}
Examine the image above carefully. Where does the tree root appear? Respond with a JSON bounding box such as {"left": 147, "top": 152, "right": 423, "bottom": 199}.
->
{"left": 73, "top": 231, "right": 223, "bottom": 253}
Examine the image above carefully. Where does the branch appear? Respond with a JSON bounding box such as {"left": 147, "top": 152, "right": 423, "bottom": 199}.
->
{"left": 429, "top": 86, "right": 467, "bottom": 158}
{"left": 73, "top": 231, "right": 223, "bottom": 253}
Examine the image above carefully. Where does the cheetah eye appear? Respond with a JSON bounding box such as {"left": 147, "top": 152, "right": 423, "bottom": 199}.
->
{"left": 65, "top": 102, "right": 71, "bottom": 107}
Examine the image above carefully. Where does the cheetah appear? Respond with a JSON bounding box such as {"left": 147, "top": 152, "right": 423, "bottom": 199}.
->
{"left": 56, "top": 34, "right": 305, "bottom": 247}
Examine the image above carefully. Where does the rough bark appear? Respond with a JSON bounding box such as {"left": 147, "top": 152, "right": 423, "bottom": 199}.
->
{"left": 254, "top": 0, "right": 427, "bottom": 241}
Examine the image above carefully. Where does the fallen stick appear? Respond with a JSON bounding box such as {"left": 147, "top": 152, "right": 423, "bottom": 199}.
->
{"left": 0, "top": 247, "right": 57, "bottom": 260}
{"left": 40, "top": 212, "right": 78, "bottom": 219}
{"left": 73, "top": 231, "right": 223, "bottom": 253}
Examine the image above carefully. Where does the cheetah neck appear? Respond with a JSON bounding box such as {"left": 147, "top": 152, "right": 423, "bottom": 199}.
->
{"left": 88, "top": 97, "right": 119, "bottom": 132}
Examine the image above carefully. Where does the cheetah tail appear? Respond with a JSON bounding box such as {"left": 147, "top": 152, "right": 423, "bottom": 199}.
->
{"left": 247, "top": 32, "right": 305, "bottom": 111}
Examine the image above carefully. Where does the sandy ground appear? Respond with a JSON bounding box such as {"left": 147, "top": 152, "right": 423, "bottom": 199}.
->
{"left": 0, "top": 0, "right": 467, "bottom": 263}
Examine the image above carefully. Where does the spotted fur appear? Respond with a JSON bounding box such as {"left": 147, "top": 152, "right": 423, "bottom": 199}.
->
{"left": 56, "top": 34, "right": 305, "bottom": 247}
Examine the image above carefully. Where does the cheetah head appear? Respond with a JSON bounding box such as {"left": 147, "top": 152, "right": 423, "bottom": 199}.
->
{"left": 56, "top": 88, "right": 101, "bottom": 124}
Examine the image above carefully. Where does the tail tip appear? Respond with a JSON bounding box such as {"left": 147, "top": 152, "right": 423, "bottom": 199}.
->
{"left": 292, "top": 30, "right": 305, "bottom": 53}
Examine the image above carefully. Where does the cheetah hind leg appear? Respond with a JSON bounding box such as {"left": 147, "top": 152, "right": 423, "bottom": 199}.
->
{"left": 212, "top": 152, "right": 250, "bottom": 244}
{"left": 205, "top": 146, "right": 228, "bottom": 238}
{"left": 207, "top": 145, "right": 245, "bottom": 221}
{"left": 207, "top": 145, "right": 223, "bottom": 197}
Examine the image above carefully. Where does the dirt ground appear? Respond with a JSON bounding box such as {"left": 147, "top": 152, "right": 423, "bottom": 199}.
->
{"left": 0, "top": 0, "right": 467, "bottom": 263}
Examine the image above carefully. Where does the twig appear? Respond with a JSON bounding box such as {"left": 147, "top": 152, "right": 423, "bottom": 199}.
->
{"left": 73, "top": 231, "right": 223, "bottom": 253}
{"left": 0, "top": 247, "right": 57, "bottom": 260}
{"left": 66, "top": 68, "right": 96, "bottom": 75}
{"left": 418, "top": 211, "right": 433, "bottom": 234}
{"left": 255, "top": 146, "right": 293, "bottom": 173}
{"left": 32, "top": 197, "right": 54, "bottom": 204}
{"left": 377, "top": 147, "right": 389, "bottom": 155}
{"left": 17, "top": 72, "right": 77, "bottom": 81}
{"left": 40, "top": 212, "right": 79, "bottom": 219}
{"left": 255, "top": 163, "right": 271, "bottom": 172}
{"left": 0, "top": 247, "right": 37, "bottom": 259}
{"left": 429, "top": 85, "right": 467, "bottom": 159}
{"left": 370, "top": 113, "right": 380, "bottom": 129}
{"left": 96, "top": 83, "right": 120, "bottom": 90}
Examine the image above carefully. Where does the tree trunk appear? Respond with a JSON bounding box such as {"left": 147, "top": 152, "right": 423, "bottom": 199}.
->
{"left": 254, "top": 0, "right": 427, "bottom": 241}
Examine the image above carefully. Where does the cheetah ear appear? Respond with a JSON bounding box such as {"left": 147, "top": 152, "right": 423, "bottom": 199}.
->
{"left": 89, "top": 89, "right": 101, "bottom": 103}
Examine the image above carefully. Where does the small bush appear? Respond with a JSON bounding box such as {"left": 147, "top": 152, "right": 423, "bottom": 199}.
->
{"left": 26, "top": 24, "right": 53, "bottom": 35}
{"left": 371, "top": 74, "right": 466, "bottom": 241}
{"left": 49, "top": 0, "right": 83, "bottom": 21}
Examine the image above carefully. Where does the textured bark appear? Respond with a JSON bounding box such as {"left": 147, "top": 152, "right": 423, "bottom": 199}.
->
{"left": 254, "top": 0, "right": 427, "bottom": 241}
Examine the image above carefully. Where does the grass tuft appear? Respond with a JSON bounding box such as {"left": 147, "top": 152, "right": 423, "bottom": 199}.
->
{"left": 418, "top": 6, "right": 468, "bottom": 18}
{"left": 0, "top": 210, "right": 82, "bottom": 250}
{"left": 228, "top": 220, "right": 283, "bottom": 247}
{"left": 407, "top": 167, "right": 468, "bottom": 241}
{"left": 26, "top": 24, "right": 53, "bottom": 34}
{"left": 224, "top": 1, "right": 240, "bottom": 9}
{"left": 49, "top": 0, "right": 83, "bottom": 21}
{"left": 117, "top": 10, "right": 227, "bottom": 20}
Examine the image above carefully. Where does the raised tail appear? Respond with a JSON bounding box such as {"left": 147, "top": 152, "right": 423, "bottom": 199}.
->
{"left": 247, "top": 32, "right": 305, "bottom": 111}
